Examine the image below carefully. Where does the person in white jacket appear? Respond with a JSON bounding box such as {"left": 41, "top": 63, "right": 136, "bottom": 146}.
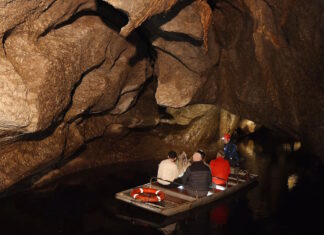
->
{"left": 157, "top": 151, "right": 179, "bottom": 186}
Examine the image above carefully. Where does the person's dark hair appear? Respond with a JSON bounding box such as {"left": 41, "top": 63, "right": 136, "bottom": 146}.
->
{"left": 197, "top": 149, "right": 206, "bottom": 159}
{"left": 168, "top": 150, "right": 178, "bottom": 159}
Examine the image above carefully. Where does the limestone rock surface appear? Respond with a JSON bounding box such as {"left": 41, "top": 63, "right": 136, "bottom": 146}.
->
{"left": 0, "top": 0, "right": 152, "bottom": 192}
{"left": 0, "top": 0, "right": 323, "bottom": 193}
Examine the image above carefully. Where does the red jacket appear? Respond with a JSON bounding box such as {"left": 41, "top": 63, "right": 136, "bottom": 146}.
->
{"left": 209, "top": 157, "right": 230, "bottom": 185}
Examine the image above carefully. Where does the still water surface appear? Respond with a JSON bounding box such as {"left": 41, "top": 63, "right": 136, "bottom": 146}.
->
{"left": 0, "top": 137, "right": 322, "bottom": 235}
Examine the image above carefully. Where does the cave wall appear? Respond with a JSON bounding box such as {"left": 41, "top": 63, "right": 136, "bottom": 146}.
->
{"left": 0, "top": 0, "right": 156, "bottom": 191}
{"left": 0, "top": 0, "right": 323, "bottom": 192}
{"left": 208, "top": 0, "right": 324, "bottom": 160}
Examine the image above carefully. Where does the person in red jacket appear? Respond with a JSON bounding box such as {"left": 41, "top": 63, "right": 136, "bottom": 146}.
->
{"left": 209, "top": 151, "right": 230, "bottom": 187}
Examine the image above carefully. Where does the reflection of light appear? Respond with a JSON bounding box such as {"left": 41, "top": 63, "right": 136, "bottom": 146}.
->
{"left": 282, "top": 142, "right": 302, "bottom": 152}
{"left": 282, "top": 143, "right": 291, "bottom": 152}
{"left": 293, "top": 142, "right": 301, "bottom": 151}
{"left": 215, "top": 185, "right": 226, "bottom": 191}
{"left": 238, "top": 140, "right": 256, "bottom": 158}
{"left": 287, "top": 174, "right": 298, "bottom": 190}
{"left": 159, "top": 223, "right": 176, "bottom": 235}
{"left": 239, "top": 119, "right": 257, "bottom": 133}
{"left": 177, "top": 185, "right": 184, "bottom": 190}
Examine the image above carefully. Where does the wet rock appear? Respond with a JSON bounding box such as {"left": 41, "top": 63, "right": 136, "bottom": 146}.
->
{"left": 103, "top": 0, "right": 178, "bottom": 37}
{"left": 0, "top": 0, "right": 323, "bottom": 193}
{"left": 103, "top": 0, "right": 212, "bottom": 48}
{"left": 0, "top": 1, "right": 153, "bottom": 192}
{"left": 4, "top": 15, "right": 110, "bottom": 133}
{"left": 0, "top": 53, "right": 32, "bottom": 135}
{"left": 63, "top": 122, "right": 85, "bottom": 158}
{"left": 65, "top": 30, "right": 150, "bottom": 120}
{"left": 74, "top": 80, "right": 159, "bottom": 142}
{"left": 150, "top": 3, "right": 219, "bottom": 107}
{"left": 239, "top": 119, "right": 260, "bottom": 134}
{"left": 219, "top": 109, "right": 240, "bottom": 138}
{"left": 159, "top": 2, "right": 204, "bottom": 40}
{"left": 163, "top": 105, "right": 239, "bottom": 149}
{"left": 0, "top": 124, "right": 67, "bottom": 191}
{"left": 161, "top": 104, "right": 216, "bottom": 125}
{"left": 154, "top": 51, "right": 202, "bottom": 107}
{"left": 205, "top": 0, "right": 324, "bottom": 159}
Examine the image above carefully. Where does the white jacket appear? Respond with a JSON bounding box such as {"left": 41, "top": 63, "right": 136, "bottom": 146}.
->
{"left": 157, "top": 158, "right": 179, "bottom": 185}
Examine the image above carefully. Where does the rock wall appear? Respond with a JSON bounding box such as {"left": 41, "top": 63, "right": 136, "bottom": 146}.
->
{"left": 208, "top": 0, "right": 324, "bottom": 160}
{"left": 0, "top": 0, "right": 154, "bottom": 191}
{"left": 0, "top": 0, "right": 323, "bottom": 192}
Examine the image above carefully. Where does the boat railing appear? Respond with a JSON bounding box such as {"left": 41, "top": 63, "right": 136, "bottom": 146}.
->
{"left": 149, "top": 177, "right": 183, "bottom": 188}
{"left": 150, "top": 177, "right": 206, "bottom": 199}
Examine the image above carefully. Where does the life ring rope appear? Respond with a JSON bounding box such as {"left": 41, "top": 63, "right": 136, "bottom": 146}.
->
{"left": 130, "top": 187, "right": 165, "bottom": 203}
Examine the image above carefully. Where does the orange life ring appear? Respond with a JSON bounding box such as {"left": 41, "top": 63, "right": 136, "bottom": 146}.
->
{"left": 130, "top": 187, "right": 165, "bottom": 203}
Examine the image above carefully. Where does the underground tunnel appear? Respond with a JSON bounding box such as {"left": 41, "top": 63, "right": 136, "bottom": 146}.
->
{"left": 0, "top": 0, "right": 323, "bottom": 234}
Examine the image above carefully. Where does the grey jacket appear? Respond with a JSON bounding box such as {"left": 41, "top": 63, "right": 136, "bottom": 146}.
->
{"left": 177, "top": 161, "right": 212, "bottom": 196}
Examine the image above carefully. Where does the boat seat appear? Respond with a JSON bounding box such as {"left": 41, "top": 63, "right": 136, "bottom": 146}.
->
{"left": 212, "top": 176, "right": 228, "bottom": 189}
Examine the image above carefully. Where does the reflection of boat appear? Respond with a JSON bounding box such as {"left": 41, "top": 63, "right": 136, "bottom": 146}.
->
{"left": 115, "top": 171, "right": 258, "bottom": 216}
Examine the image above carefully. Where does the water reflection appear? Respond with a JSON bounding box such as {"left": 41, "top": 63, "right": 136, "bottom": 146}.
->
{"left": 0, "top": 134, "right": 322, "bottom": 235}
{"left": 287, "top": 174, "right": 298, "bottom": 191}
{"left": 177, "top": 209, "right": 209, "bottom": 235}
{"left": 159, "top": 223, "right": 177, "bottom": 235}
{"left": 238, "top": 139, "right": 259, "bottom": 159}
{"left": 282, "top": 141, "right": 302, "bottom": 152}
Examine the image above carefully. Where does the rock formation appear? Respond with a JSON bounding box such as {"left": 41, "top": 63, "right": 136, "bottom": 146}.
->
{"left": 0, "top": 0, "right": 323, "bottom": 192}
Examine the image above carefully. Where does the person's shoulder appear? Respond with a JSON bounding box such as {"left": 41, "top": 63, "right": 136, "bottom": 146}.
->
{"left": 229, "top": 140, "right": 237, "bottom": 146}
{"left": 162, "top": 158, "right": 177, "bottom": 165}
{"left": 159, "top": 158, "right": 169, "bottom": 165}
{"left": 209, "top": 159, "right": 216, "bottom": 165}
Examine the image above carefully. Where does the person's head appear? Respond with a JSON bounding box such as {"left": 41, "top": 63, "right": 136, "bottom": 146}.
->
{"left": 192, "top": 150, "right": 205, "bottom": 162}
{"left": 197, "top": 149, "right": 206, "bottom": 159}
{"left": 216, "top": 150, "right": 225, "bottom": 158}
{"left": 222, "top": 133, "right": 231, "bottom": 144}
{"left": 168, "top": 150, "right": 178, "bottom": 161}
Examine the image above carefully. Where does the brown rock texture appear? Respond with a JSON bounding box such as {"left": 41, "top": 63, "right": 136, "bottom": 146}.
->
{"left": 103, "top": 0, "right": 211, "bottom": 48}
{"left": 0, "top": 0, "right": 153, "bottom": 192}
{"left": 148, "top": 1, "right": 219, "bottom": 107}
{"left": 0, "top": 124, "right": 67, "bottom": 191}
{"left": 162, "top": 104, "right": 239, "bottom": 148}
{"left": 207, "top": 0, "right": 324, "bottom": 159}
{"left": 103, "top": 0, "right": 178, "bottom": 37}
{"left": 0, "top": 0, "right": 323, "bottom": 192}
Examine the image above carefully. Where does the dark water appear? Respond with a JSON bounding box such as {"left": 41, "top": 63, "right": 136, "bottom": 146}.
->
{"left": 0, "top": 136, "right": 322, "bottom": 235}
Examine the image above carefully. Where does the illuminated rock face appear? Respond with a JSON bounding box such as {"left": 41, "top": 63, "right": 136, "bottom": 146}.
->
{"left": 0, "top": 0, "right": 153, "bottom": 191}
{"left": 208, "top": 0, "right": 324, "bottom": 160}
{"left": 0, "top": 0, "right": 323, "bottom": 191}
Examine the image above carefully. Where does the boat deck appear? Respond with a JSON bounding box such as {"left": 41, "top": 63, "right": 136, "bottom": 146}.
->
{"left": 115, "top": 172, "right": 257, "bottom": 216}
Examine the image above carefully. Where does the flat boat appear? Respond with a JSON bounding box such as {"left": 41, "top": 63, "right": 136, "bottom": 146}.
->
{"left": 115, "top": 170, "right": 258, "bottom": 216}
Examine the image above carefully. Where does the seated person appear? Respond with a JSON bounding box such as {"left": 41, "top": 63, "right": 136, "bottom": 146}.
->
{"left": 157, "top": 150, "right": 179, "bottom": 186}
{"left": 176, "top": 150, "right": 212, "bottom": 197}
{"left": 177, "top": 151, "right": 190, "bottom": 177}
{"left": 209, "top": 151, "right": 230, "bottom": 187}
